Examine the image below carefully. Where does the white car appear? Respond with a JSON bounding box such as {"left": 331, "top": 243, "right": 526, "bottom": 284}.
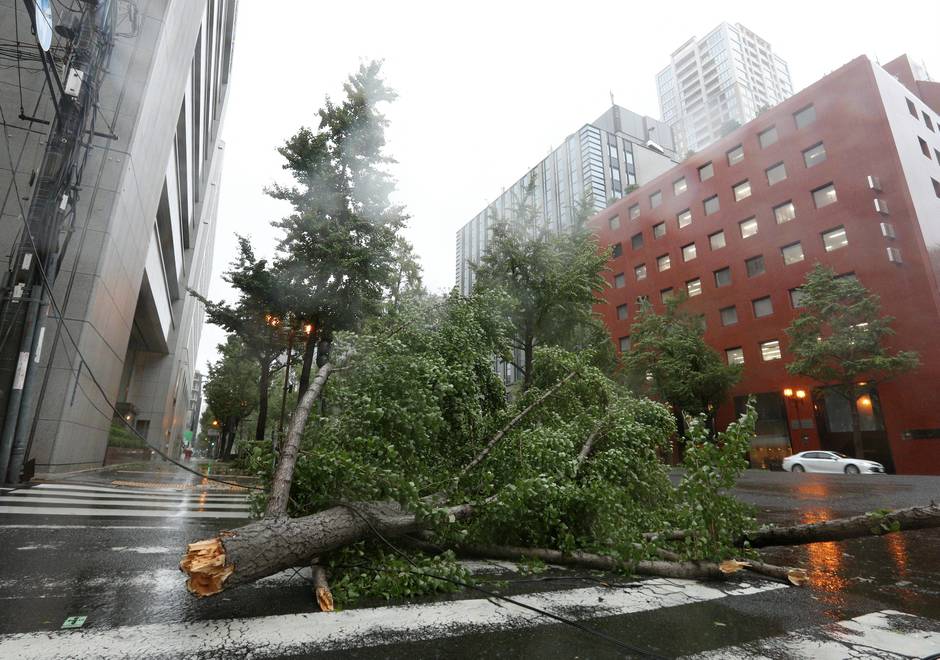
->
{"left": 782, "top": 451, "right": 885, "bottom": 474}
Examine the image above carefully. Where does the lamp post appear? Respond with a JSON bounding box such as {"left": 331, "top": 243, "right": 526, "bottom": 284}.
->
{"left": 783, "top": 387, "right": 809, "bottom": 449}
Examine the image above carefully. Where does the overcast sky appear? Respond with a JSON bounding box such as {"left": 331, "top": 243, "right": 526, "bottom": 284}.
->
{"left": 196, "top": 0, "right": 940, "bottom": 373}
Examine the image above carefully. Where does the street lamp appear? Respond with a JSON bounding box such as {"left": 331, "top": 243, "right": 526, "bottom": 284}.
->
{"left": 783, "top": 387, "right": 809, "bottom": 447}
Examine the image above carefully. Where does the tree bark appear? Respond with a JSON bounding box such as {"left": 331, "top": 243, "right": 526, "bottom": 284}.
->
{"left": 180, "top": 500, "right": 479, "bottom": 597}
{"left": 311, "top": 562, "right": 333, "bottom": 612}
{"left": 737, "top": 503, "right": 940, "bottom": 548}
{"left": 522, "top": 336, "right": 533, "bottom": 391}
{"left": 297, "top": 331, "right": 317, "bottom": 396}
{"left": 265, "top": 362, "right": 333, "bottom": 518}
{"left": 255, "top": 361, "right": 271, "bottom": 443}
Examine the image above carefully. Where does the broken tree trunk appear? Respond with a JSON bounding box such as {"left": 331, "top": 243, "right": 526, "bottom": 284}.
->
{"left": 180, "top": 500, "right": 478, "bottom": 597}
{"left": 311, "top": 562, "right": 334, "bottom": 612}
{"left": 737, "top": 503, "right": 940, "bottom": 548}
{"left": 265, "top": 361, "right": 333, "bottom": 518}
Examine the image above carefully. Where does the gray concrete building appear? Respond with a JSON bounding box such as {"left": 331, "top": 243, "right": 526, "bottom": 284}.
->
{"left": 656, "top": 22, "right": 793, "bottom": 156}
{"left": 456, "top": 105, "right": 678, "bottom": 297}
{"left": 0, "top": 0, "right": 237, "bottom": 476}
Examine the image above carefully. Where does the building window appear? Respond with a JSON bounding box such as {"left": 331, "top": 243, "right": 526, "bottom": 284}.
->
{"left": 635, "top": 263, "right": 647, "bottom": 280}
{"left": 774, "top": 200, "right": 796, "bottom": 224}
{"left": 781, "top": 241, "right": 804, "bottom": 265}
{"left": 709, "top": 230, "right": 726, "bottom": 250}
{"left": 657, "top": 254, "right": 671, "bottom": 272}
{"left": 822, "top": 226, "right": 848, "bottom": 252}
{"left": 611, "top": 242, "right": 623, "bottom": 258}
{"left": 867, "top": 175, "right": 881, "bottom": 191}
{"left": 880, "top": 222, "right": 896, "bottom": 239}
{"left": 674, "top": 177, "right": 688, "bottom": 195}
{"left": 765, "top": 162, "right": 787, "bottom": 185}
{"left": 653, "top": 222, "right": 666, "bottom": 239}
{"left": 932, "top": 178, "right": 940, "bottom": 198}
{"left": 714, "top": 266, "right": 732, "bottom": 287}
{"left": 789, "top": 288, "right": 805, "bottom": 308}
{"left": 619, "top": 336, "right": 631, "bottom": 352}
{"left": 812, "top": 183, "right": 837, "bottom": 209}
{"left": 720, "top": 306, "right": 738, "bottom": 326}
{"left": 760, "top": 339, "right": 782, "bottom": 361}
{"left": 802, "top": 143, "right": 826, "bottom": 168}
{"left": 686, "top": 278, "right": 702, "bottom": 297}
{"left": 704, "top": 195, "right": 720, "bottom": 215}
{"left": 758, "top": 126, "right": 779, "bottom": 148}
{"left": 919, "top": 137, "right": 931, "bottom": 158}
{"left": 752, "top": 296, "right": 774, "bottom": 318}
{"left": 650, "top": 190, "right": 663, "bottom": 208}
{"left": 887, "top": 247, "right": 903, "bottom": 264}
{"left": 631, "top": 232, "right": 644, "bottom": 250}
{"left": 906, "top": 98, "right": 918, "bottom": 117}
{"left": 629, "top": 203, "right": 640, "bottom": 220}
{"left": 874, "top": 198, "right": 889, "bottom": 215}
{"left": 733, "top": 180, "right": 752, "bottom": 201}
{"left": 677, "top": 209, "right": 692, "bottom": 228}
{"left": 616, "top": 304, "right": 628, "bottom": 320}
{"left": 726, "top": 347, "right": 745, "bottom": 365}
{"left": 682, "top": 243, "right": 697, "bottom": 262}
{"left": 699, "top": 161, "right": 714, "bottom": 181}
{"left": 745, "top": 254, "right": 766, "bottom": 278}
{"left": 614, "top": 273, "right": 626, "bottom": 288}
{"left": 739, "top": 217, "right": 758, "bottom": 238}
{"left": 660, "top": 287, "right": 674, "bottom": 303}
{"left": 608, "top": 215, "right": 621, "bottom": 230}
{"left": 727, "top": 145, "right": 744, "bottom": 166}
{"left": 794, "top": 105, "right": 816, "bottom": 129}
{"left": 925, "top": 112, "right": 935, "bottom": 132}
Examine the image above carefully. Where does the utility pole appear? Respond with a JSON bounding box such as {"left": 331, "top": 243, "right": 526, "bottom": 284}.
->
{"left": 0, "top": 0, "right": 113, "bottom": 483}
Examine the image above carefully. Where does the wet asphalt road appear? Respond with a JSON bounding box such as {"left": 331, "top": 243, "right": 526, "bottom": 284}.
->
{"left": 0, "top": 465, "right": 937, "bottom": 658}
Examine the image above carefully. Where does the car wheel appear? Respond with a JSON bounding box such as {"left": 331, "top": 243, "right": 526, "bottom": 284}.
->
{"left": 845, "top": 464, "right": 860, "bottom": 475}
{"left": 791, "top": 464, "right": 804, "bottom": 472}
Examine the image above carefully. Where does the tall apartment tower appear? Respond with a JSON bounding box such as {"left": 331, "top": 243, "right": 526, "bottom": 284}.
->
{"left": 0, "top": 0, "right": 237, "bottom": 477}
{"left": 456, "top": 105, "right": 678, "bottom": 296}
{"left": 656, "top": 22, "right": 793, "bottom": 156}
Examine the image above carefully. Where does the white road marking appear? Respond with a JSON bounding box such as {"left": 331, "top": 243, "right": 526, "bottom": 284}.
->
{"left": 109, "top": 546, "right": 170, "bottom": 554}
{"left": 0, "top": 524, "right": 180, "bottom": 530}
{"left": 0, "top": 579, "right": 786, "bottom": 658}
{"left": 690, "top": 609, "right": 940, "bottom": 658}
{"left": 14, "top": 544, "right": 59, "bottom": 551}
{"left": 32, "top": 483, "right": 249, "bottom": 499}
{"left": 0, "top": 506, "right": 249, "bottom": 518}
{"left": 0, "top": 494, "right": 250, "bottom": 509}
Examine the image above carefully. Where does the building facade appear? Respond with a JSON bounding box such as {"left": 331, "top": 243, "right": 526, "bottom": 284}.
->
{"left": 656, "top": 23, "right": 793, "bottom": 157}
{"left": 456, "top": 105, "right": 678, "bottom": 297}
{"left": 592, "top": 55, "right": 940, "bottom": 475}
{"left": 0, "top": 0, "right": 237, "bottom": 476}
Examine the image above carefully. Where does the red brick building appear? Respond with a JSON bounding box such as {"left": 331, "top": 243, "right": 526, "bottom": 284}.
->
{"left": 590, "top": 55, "right": 940, "bottom": 475}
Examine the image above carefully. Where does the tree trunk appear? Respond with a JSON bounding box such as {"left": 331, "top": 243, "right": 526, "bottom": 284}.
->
{"left": 265, "top": 362, "right": 333, "bottom": 517}
{"left": 180, "top": 500, "right": 479, "bottom": 597}
{"left": 522, "top": 337, "right": 533, "bottom": 391}
{"left": 255, "top": 361, "right": 271, "bottom": 443}
{"left": 297, "top": 331, "right": 317, "bottom": 396}
{"left": 737, "top": 503, "right": 940, "bottom": 548}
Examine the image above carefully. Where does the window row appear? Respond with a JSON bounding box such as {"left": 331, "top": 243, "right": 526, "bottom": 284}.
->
{"left": 725, "top": 340, "right": 782, "bottom": 365}
{"left": 612, "top": 104, "right": 818, "bottom": 224}
{"left": 611, "top": 227, "right": 848, "bottom": 293}
{"left": 907, "top": 96, "right": 938, "bottom": 135}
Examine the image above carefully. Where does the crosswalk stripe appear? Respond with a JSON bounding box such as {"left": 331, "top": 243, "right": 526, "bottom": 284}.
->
{"left": 0, "top": 579, "right": 786, "bottom": 658}
{"left": 32, "top": 483, "right": 250, "bottom": 498}
{"left": 0, "top": 506, "right": 250, "bottom": 518}
{"left": 689, "top": 609, "right": 940, "bottom": 658}
{"left": 0, "top": 483, "right": 251, "bottom": 519}
{"left": 0, "top": 495, "right": 250, "bottom": 510}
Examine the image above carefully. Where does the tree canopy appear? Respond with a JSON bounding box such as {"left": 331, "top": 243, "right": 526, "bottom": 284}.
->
{"left": 624, "top": 297, "right": 741, "bottom": 430}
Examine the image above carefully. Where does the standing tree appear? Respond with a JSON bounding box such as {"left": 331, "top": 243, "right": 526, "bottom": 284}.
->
{"left": 193, "top": 237, "right": 286, "bottom": 443}
{"left": 471, "top": 178, "right": 610, "bottom": 390}
{"left": 203, "top": 336, "right": 260, "bottom": 459}
{"left": 624, "top": 297, "right": 741, "bottom": 433}
{"left": 785, "top": 264, "right": 919, "bottom": 458}
{"left": 268, "top": 60, "right": 407, "bottom": 397}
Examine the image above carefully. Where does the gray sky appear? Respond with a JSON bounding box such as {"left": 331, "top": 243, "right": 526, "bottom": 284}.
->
{"left": 198, "top": 0, "right": 940, "bottom": 373}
